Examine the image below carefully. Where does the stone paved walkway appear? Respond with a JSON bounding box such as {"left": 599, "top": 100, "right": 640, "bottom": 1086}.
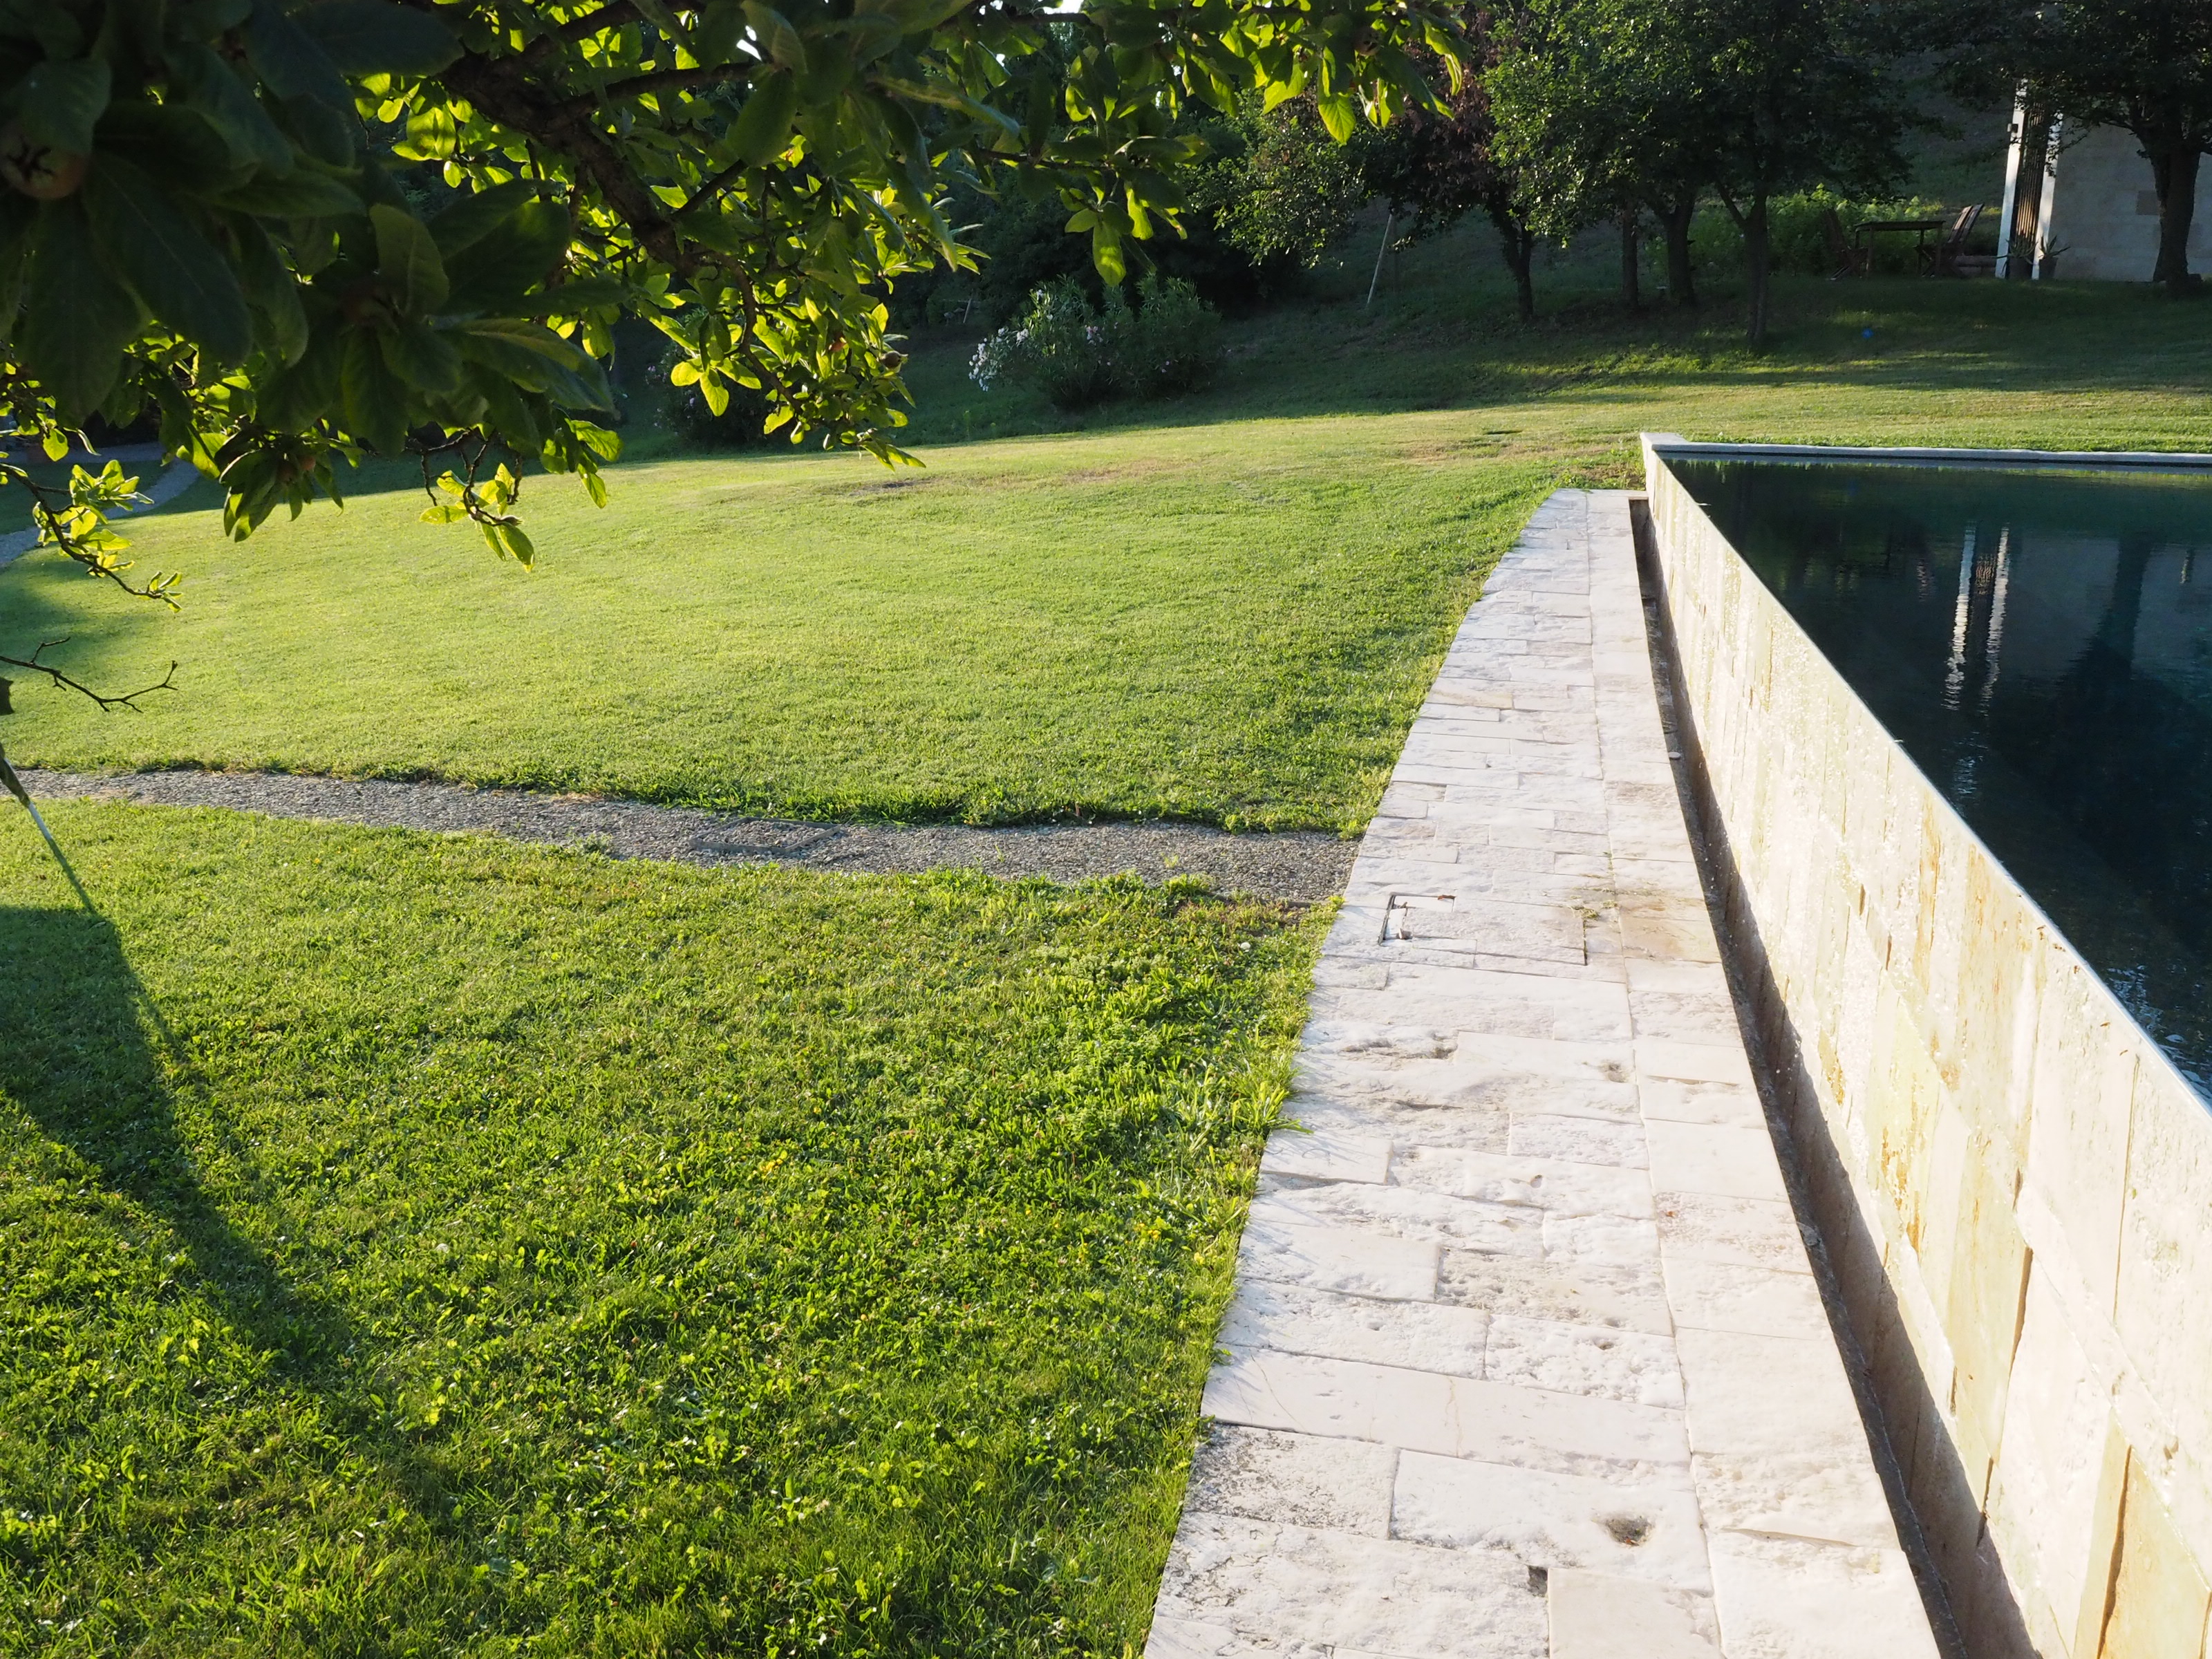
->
{"left": 1146, "top": 492, "right": 1943, "bottom": 1659}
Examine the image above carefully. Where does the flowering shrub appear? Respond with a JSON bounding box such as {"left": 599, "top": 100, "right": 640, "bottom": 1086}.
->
{"left": 969, "top": 278, "right": 1123, "bottom": 407}
{"left": 1119, "top": 275, "right": 1224, "bottom": 397}
{"left": 971, "top": 276, "right": 1222, "bottom": 409}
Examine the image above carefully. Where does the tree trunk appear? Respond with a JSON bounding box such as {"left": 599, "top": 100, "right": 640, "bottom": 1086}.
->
{"left": 2148, "top": 142, "right": 2204, "bottom": 295}
{"left": 1619, "top": 207, "right": 1641, "bottom": 310}
{"left": 1744, "top": 194, "right": 1772, "bottom": 348}
{"left": 1656, "top": 196, "right": 1698, "bottom": 306}
{"left": 1488, "top": 201, "right": 1537, "bottom": 321}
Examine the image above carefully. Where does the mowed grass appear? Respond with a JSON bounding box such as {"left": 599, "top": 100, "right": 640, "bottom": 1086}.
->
{"left": 1, "top": 433, "right": 1556, "bottom": 831}
{"left": 12, "top": 265, "right": 2212, "bottom": 831}
{"left": 0, "top": 803, "right": 1319, "bottom": 1656}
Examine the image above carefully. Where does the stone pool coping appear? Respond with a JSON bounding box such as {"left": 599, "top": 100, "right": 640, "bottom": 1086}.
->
{"left": 1644, "top": 438, "right": 2212, "bottom": 1659}
{"left": 1647, "top": 441, "right": 2212, "bottom": 471}
{"left": 1144, "top": 489, "right": 1941, "bottom": 1658}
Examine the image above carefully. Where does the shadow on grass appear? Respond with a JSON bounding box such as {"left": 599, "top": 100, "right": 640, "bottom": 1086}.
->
{"left": 895, "top": 275, "right": 2212, "bottom": 451}
{"left": 0, "top": 898, "right": 461, "bottom": 1525}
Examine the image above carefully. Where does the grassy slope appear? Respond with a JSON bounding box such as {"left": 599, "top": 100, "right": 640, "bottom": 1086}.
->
{"left": 12, "top": 252, "right": 2211, "bottom": 831}
{"left": 0, "top": 803, "right": 1318, "bottom": 1656}
{"left": 2, "top": 432, "right": 1551, "bottom": 832}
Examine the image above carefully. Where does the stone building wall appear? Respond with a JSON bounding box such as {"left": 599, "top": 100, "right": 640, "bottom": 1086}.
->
{"left": 2043, "top": 125, "right": 2212, "bottom": 282}
{"left": 1642, "top": 439, "right": 2212, "bottom": 1659}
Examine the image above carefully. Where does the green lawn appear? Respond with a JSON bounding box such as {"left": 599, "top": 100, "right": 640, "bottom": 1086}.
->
{"left": 7, "top": 247, "right": 2212, "bottom": 1659}
{"left": 0, "top": 803, "right": 1316, "bottom": 1656}
{"left": 12, "top": 263, "right": 2211, "bottom": 832}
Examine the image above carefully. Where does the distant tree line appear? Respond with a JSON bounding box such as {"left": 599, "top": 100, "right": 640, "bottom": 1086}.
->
{"left": 926, "top": 0, "right": 2211, "bottom": 349}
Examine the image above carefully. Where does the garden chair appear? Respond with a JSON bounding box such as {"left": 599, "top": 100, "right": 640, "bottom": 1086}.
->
{"left": 1822, "top": 207, "right": 1870, "bottom": 278}
{"left": 1938, "top": 203, "right": 1990, "bottom": 276}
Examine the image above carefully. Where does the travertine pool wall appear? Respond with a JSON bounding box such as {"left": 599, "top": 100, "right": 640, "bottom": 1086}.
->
{"left": 1642, "top": 440, "right": 2212, "bottom": 1659}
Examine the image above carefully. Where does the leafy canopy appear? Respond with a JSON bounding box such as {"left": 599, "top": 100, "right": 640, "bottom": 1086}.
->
{"left": 0, "top": 0, "right": 1465, "bottom": 679}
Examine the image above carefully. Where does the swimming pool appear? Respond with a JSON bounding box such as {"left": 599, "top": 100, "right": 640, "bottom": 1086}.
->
{"left": 1668, "top": 453, "right": 2212, "bottom": 1099}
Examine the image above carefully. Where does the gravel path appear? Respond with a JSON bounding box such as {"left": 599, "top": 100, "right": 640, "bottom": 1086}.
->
{"left": 19, "top": 769, "right": 1358, "bottom": 903}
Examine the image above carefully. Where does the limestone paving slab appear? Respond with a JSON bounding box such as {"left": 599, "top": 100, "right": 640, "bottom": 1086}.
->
{"left": 1145, "top": 491, "right": 1940, "bottom": 1658}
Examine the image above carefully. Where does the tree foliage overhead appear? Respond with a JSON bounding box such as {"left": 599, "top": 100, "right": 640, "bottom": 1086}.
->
{"left": 0, "top": 0, "right": 1467, "bottom": 711}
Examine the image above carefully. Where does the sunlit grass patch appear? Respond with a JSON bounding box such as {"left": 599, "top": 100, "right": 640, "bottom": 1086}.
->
{"left": 0, "top": 803, "right": 1322, "bottom": 1655}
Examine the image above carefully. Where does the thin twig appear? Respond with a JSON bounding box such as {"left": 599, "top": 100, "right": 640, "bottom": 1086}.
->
{"left": 675, "top": 156, "right": 755, "bottom": 222}
{"left": 0, "top": 744, "right": 94, "bottom": 908}
{"left": 0, "top": 640, "right": 178, "bottom": 713}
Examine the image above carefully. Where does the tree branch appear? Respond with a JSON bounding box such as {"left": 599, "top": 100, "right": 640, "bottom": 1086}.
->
{"left": 1, "top": 640, "right": 178, "bottom": 713}
{"left": 0, "top": 455, "right": 181, "bottom": 608}
{"left": 564, "top": 62, "right": 752, "bottom": 113}
{"left": 675, "top": 156, "right": 756, "bottom": 221}
{"left": 436, "top": 50, "right": 693, "bottom": 272}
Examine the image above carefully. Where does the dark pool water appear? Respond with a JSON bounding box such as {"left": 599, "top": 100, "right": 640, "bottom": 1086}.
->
{"left": 1670, "top": 456, "right": 2212, "bottom": 1100}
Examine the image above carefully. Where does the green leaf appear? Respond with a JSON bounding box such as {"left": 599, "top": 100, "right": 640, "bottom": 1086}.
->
{"left": 443, "top": 202, "right": 572, "bottom": 312}
{"left": 426, "top": 181, "right": 536, "bottom": 256}
{"left": 466, "top": 367, "right": 547, "bottom": 449}
{"left": 371, "top": 204, "right": 449, "bottom": 316}
{"left": 168, "top": 41, "right": 295, "bottom": 174}
{"left": 740, "top": 1, "right": 806, "bottom": 69}
{"left": 92, "top": 101, "right": 238, "bottom": 193}
{"left": 83, "top": 156, "right": 253, "bottom": 365}
{"left": 246, "top": 0, "right": 353, "bottom": 112}
{"left": 0, "top": 0, "right": 86, "bottom": 55}
{"left": 453, "top": 319, "right": 611, "bottom": 409}
{"left": 1090, "top": 223, "right": 1125, "bottom": 285}
{"left": 235, "top": 218, "right": 310, "bottom": 364}
{"left": 726, "top": 72, "right": 800, "bottom": 167}
{"left": 419, "top": 500, "right": 467, "bottom": 523}
{"left": 483, "top": 275, "right": 627, "bottom": 318}
{"left": 204, "top": 168, "right": 361, "bottom": 218}
{"left": 292, "top": 0, "right": 459, "bottom": 74}
{"left": 17, "top": 58, "right": 111, "bottom": 155}
{"left": 696, "top": 0, "right": 745, "bottom": 65}
{"left": 392, "top": 104, "right": 459, "bottom": 161}
{"left": 1314, "top": 94, "right": 1357, "bottom": 142}
{"left": 340, "top": 326, "right": 409, "bottom": 452}
{"left": 279, "top": 93, "right": 359, "bottom": 167}
{"left": 18, "top": 199, "right": 141, "bottom": 422}
{"left": 256, "top": 324, "right": 343, "bottom": 431}
{"left": 497, "top": 523, "right": 534, "bottom": 567}
{"left": 379, "top": 318, "right": 463, "bottom": 393}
